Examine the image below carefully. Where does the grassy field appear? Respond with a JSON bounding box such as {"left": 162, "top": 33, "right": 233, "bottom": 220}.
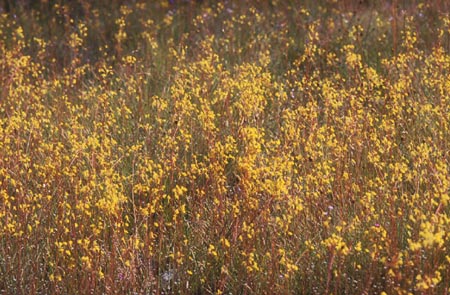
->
{"left": 1, "top": 0, "right": 450, "bottom": 294}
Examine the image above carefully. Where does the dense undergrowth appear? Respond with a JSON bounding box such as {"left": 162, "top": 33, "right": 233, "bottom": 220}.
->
{"left": 1, "top": 0, "right": 450, "bottom": 294}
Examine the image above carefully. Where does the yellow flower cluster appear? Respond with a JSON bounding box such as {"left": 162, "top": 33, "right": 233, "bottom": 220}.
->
{"left": 0, "top": 1, "right": 449, "bottom": 294}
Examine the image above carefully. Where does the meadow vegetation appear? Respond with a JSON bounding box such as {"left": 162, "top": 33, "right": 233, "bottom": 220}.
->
{"left": 1, "top": 0, "right": 450, "bottom": 294}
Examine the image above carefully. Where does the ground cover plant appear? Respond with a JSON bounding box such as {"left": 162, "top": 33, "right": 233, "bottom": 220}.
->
{"left": 1, "top": 0, "right": 450, "bottom": 294}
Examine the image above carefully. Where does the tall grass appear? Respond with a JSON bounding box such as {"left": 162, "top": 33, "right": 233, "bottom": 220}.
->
{"left": 1, "top": 0, "right": 449, "bottom": 294}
